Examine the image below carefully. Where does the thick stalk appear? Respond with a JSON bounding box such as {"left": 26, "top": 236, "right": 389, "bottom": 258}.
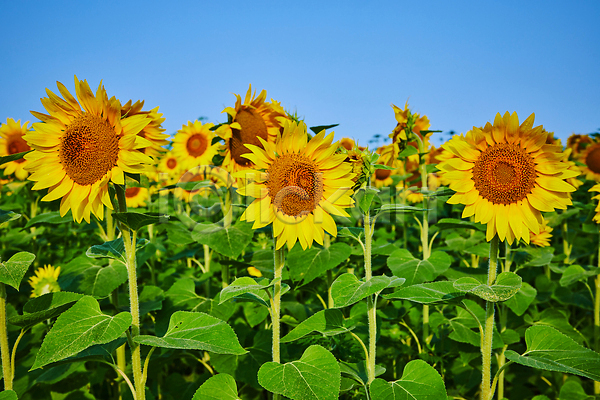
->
{"left": 324, "top": 235, "right": 334, "bottom": 308}
{"left": 595, "top": 231, "right": 600, "bottom": 394}
{"left": 415, "top": 133, "right": 430, "bottom": 345}
{"left": 116, "top": 185, "right": 144, "bottom": 400}
{"left": 364, "top": 211, "right": 376, "bottom": 384}
{"left": 481, "top": 235, "right": 500, "bottom": 400}
{"left": 271, "top": 242, "right": 285, "bottom": 364}
{"left": 497, "top": 241, "right": 511, "bottom": 399}
{"left": 0, "top": 283, "right": 11, "bottom": 390}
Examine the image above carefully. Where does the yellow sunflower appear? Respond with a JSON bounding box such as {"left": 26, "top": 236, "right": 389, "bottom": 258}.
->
{"left": 530, "top": 219, "right": 553, "bottom": 247}
{"left": 438, "top": 112, "right": 577, "bottom": 244}
{"left": 339, "top": 137, "right": 355, "bottom": 151}
{"left": 125, "top": 186, "right": 149, "bottom": 208}
{"left": 24, "top": 76, "right": 154, "bottom": 223}
{"left": 566, "top": 133, "right": 593, "bottom": 160}
{"left": 172, "top": 120, "right": 219, "bottom": 171}
{"left": 578, "top": 138, "right": 600, "bottom": 182}
{"left": 217, "top": 85, "right": 287, "bottom": 174}
{"left": 389, "top": 102, "right": 431, "bottom": 160}
{"left": 121, "top": 100, "right": 168, "bottom": 158}
{"left": 174, "top": 166, "right": 232, "bottom": 203}
{"left": 237, "top": 120, "right": 355, "bottom": 250}
{"left": 29, "top": 265, "right": 61, "bottom": 298}
{"left": 0, "top": 118, "right": 32, "bottom": 180}
{"left": 590, "top": 184, "right": 600, "bottom": 224}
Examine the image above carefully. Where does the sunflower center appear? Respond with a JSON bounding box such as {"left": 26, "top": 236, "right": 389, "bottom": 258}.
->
{"left": 266, "top": 154, "right": 323, "bottom": 218}
{"left": 585, "top": 145, "right": 600, "bottom": 174}
{"left": 60, "top": 114, "right": 119, "bottom": 186}
{"left": 186, "top": 134, "right": 208, "bottom": 158}
{"left": 472, "top": 143, "right": 536, "bottom": 205}
{"left": 7, "top": 137, "right": 30, "bottom": 164}
{"left": 375, "top": 168, "right": 392, "bottom": 181}
{"left": 125, "top": 187, "right": 141, "bottom": 198}
{"left": 166, "top": 158, "right": 178, "bottom": 170}
{"left": 230, "top": 108, "right": 268, "bottom": 166}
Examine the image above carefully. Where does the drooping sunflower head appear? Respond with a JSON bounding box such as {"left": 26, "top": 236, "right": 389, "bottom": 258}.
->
{"left": 121, "top": 100, "right": 168, "bottom": 159}
{"left": 237, "top": 120, "right": 355, "bottom": 250}
{"left": 389, "top": 102, "right": 431, "bottom": 153}
{"left": 0, "top": 118, "right": 32, "bottom": 180}
{"left": 217, "top": 85, "right": 288, "bottom": 174}
{"left": 29, "top": 265, "right": 61, "bottom": 298}
{"left": 24, "top": 76, "right": 155, "bottom": 223}
{"left": 438, "top": 112, "right": 577, "bottom": 244}
{"left": 172, "top": 120, "right": 219, "bottom": 170}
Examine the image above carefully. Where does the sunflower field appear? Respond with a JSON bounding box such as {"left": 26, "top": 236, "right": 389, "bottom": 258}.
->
{"left": 0, "top": 76, "right": 599, "bottom": 400}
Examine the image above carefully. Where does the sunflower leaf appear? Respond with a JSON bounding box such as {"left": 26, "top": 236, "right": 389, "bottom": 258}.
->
{"left": 218, "top": 277, "right": 273, "bottom": 308}
{"left": 9, "top": 291, "right": 84, "bottom": 328}
{"left": 281, "top": 309, "right": 351, "bottom": 343}
{"left": 287, "top": 242, "right": 352, "bottom": 286}
{"left": 0, "top": 390, "right": 18, "bottom": 400}
{"left": 191, "top": 221, "right": 253, "bottom": 259}
{"left": 86, "top": 238, "right": 149, "bottom": 261}
{"left": 0, "top": 209, "right": 21, "bottom": 225}
{"left": 258, "top": 345, "right": 340, "bottom": 400}
{"left": 0, "top": 251, "right": 36, "bottom": 290}
{"left": 0, "top": 150, "right": 32, "bottom": 166}
{"left": 384, "top": 280, "right": 464, "bottom": 304}
{"left": 112, "top": 212, "right": 169, "bottom": 231}
{"left": 355, "top": 187, "right": 379, "bottom": 214}
{"left": 368, "top": 359, "right": 447, "bottom": 400}
{"left": 453, "top": 271, "right": 522, "bottom": 302}
{"left": 309, "top": 124, "right": 339, "bottom": 134}
{"left": 435, "top": 218, "right": 486, "bottom": 231}
{"left": 134, "top": 311, "right": 247, "bottom": 354}
{"left": 331, "top": 273, "right": 403, "bottom": 308}
{"left": 24, "top": 211, "right": 72, "bottom": 228}
{"left": 505, "top": 325, "right": 600, "bottom": 380}
{"left": 192, "top": 373, "right": 240, "bottom": 400}
{"left": 31, "top": 296, "right": 132, "bottom": 370}
{"left": 397, "top": 146, "right": 419, "bottom": 158}
{"left": 388, "top": 250, "right": 451, "bottom": 286}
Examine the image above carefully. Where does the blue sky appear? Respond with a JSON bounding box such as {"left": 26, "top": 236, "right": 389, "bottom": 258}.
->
{"left": 2, "top": 1, "right": 599, "bottom": 148}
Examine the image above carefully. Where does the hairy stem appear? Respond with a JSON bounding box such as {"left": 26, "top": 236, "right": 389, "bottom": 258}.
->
{"left": 364, "top": 210, "right": 376, "bottom": 384}
{"left": 0, "top": 283, "right": 11, "bottom": 390}
{"left": 481, "top": 235, "right": 499, "bottom": 400}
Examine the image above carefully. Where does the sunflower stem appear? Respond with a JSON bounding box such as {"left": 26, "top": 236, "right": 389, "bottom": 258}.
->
{"left": 497, "top": 241, "right": 511, "bottom": 399}
{"left": 116, "top": 184, "right": 145, "bottom": 400}
{"left": 0, "top": 283, "right": 11, "bottom": 391}
{"left": 481, "top": 235, "right": 499, "bottom": 400}
{"left": 271, "top": 241, "right": 285, "bottom": 364}
{"left": 595, "top": 231, "right": 600, "bottom": 394}
{"left": 364, "top": 210, "right": 376, "bottom": 384}
{"left": 324, "top": 235, "right": 334, "bottom": 308}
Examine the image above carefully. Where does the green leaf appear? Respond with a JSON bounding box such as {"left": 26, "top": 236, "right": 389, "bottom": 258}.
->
{"left": 331, "top": 273, "right": 403, "bottom": 308}
{"left": 134, "top": 311, "right": 246, "bottom": 355}
{"left": 355, "top": 187, "right": 379, "bottom": 214}
{"left": 287, "top": 242, "right": 352, "bottom": 286}
{"left": 192, "top": 373, "right": 240, "bottom": 400}
{"left": 9, "top": 292, "right": 84, "bottom": 328}
{"left": 505, "top": 325, "right": 600, "bottom": 380}
{"left": 525, "top": 309, "right": 586, "bottom": 345}
{"left": 368, "top": 359, "right": 447, "bottom": 399}
{"left": 453, "top": 271, "right": 522, "bottom": 302}
{"left": 191, "top": 221, "right": 253, "bottom": 259}
{"left": 435, "top": 218, "right": 486, "bottom": 231}
{"left": 337, "top": 227, "right": 364, "bottom": 241}
{"left": 281, "top": 309, "right": 350, "bottom": 343}
{"left": 0, "top": 150, "right": 31, "bottom": 165}
{"left": 504, "top": 282, "right": 537, "bottom": 316}
{"left": 384, "top": 281, "right": 464, "bottom": 304}
{"left": 339, "top": 361, "right": 386, "bottom": 386}
{"left": 397, "top": 146, "right": 419, "bottom": 157}
{"left": 560, "top": 265, "right": 599, "bottom": 287}
{"left": 258, "top": 345, "right": 340, "bottom": 400}
{"left": 24, "top": 211, "right": 72, "bottom": 228}
{"left": 218, "top": 277, "right": 273, "bottom": 308}
{"left": 388, "top": 250, "right": 451, "bottom": 286}
{"left": 559, "top": 380, "right": 594, "bottom": 400}
{"left": 310, "top": 124, "right": 338, "bottom": 134}
{"left": 0, "top": 252, "right": 36, "bottom": 290}
{"left": 79, "top": 263, "right": 128, "bottom": 298}
{"left": 139, "top": 285, "right": 165, "bottom": 316}
{"left": 86, "top": 238, "right": 148, "bottom": 261}
{"left": 0, "top": 390, "right": 18, "bottom": 400}
{"left": 32, "top": 296, "right": 132, "bottom": 369}
{"left": 0, "top": 209, "right": 21, "bottom": 224}
{"left": 112, "top": 212, "right": 169, "bottom": 231}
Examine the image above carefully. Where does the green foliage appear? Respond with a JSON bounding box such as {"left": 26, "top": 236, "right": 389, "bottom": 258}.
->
{"left": 192, "top": 221, "right": 253, "bottom": 259}
{"left": 368, "top": 360, "right": 447, "bottom": 399}
{"left": 192, "top": 373, "right": 240, "bottom": 400}
{"left": 0, "top": 251, "right": 35, "bottom": 290}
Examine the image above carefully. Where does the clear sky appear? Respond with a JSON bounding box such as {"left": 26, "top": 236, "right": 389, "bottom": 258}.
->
{"left": 2, "top": 1, "right": 599, "bottom": 148}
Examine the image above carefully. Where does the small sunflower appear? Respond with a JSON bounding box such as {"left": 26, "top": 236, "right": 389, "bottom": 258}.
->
{"left": 0, "top": 118, "right": 32, "bottom": 180}
{"left": 590, "top": 184, "right": 600, "bottom": 224}
{"left": 566, "top": 133, "right": 593, "bottom": 160}
{"left": 578, "top": 138, "right": 600, "bottom": 182}
{"left": 125, "top": 185, "right": 149, "bottom": 208}
{"left": 29, "top": 265, "right": 61, "bottom": 298}
{"left": 389, "top": 103, "right": 431, "bottom": 160}
{"left": 530, "top": 219, "right": 553, "bottom": 247}
{"left": 172, "top": 120, "right": 219, "bottom": 170}
{"left": 237, "top": 120, "right": 355, "bottom": 250}
{"left": 339, "top": 137, "right": 355, "bottom": 151}
{"left": 217, "top": 85, "right": 287, "bottom": 174}
{"left": 24, "top": 76, "right": 154, "bottom": 223}
{"left": 121, "top": 100, "right": 168, "bottom": 158}
{"left": 438, "top": 112, "right": 577, "bottom": 244}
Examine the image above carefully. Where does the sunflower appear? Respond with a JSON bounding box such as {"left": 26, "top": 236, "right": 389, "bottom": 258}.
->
{"left": 125, "top": 186, "right": 149, "bottom": 208}
{"left": 530, "top": 219, "right": 553, "bottom": 247}
{"left": 29, "top": 265, "right": 61, "bottom": 298}
{"left": 172, "top": 120, "right": 219, "bottom": 171}
{"left": 578, "top": 138, "right": 600, "bottom": 182}
{"left": 121, "top": 100, "right": 168, "bottom": 158}
{"left": 24, "top": 76, "right": 154, "bottom": 223}
{"left": 217, "top": 85, "right": 287, "bottom": 174}
{"left": 339, "top": 137, "right": 355, "bottom": 151}
{"left": 389, "top": 102, "right": 431, "bottom": 160}
{"left": 237, "top": 120, "right": 355, "bottom": 250}
{"left": 438, "top": 112, "right": 577, "bottom": 244}
{"left": 0, "top": 118, "right": 32, "bottom": 180}
{"left": 590, "top": 184, "right": 600, "bottom": 224}
{"left": 566, "top": 133, "right": 593, "bottom": 160}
